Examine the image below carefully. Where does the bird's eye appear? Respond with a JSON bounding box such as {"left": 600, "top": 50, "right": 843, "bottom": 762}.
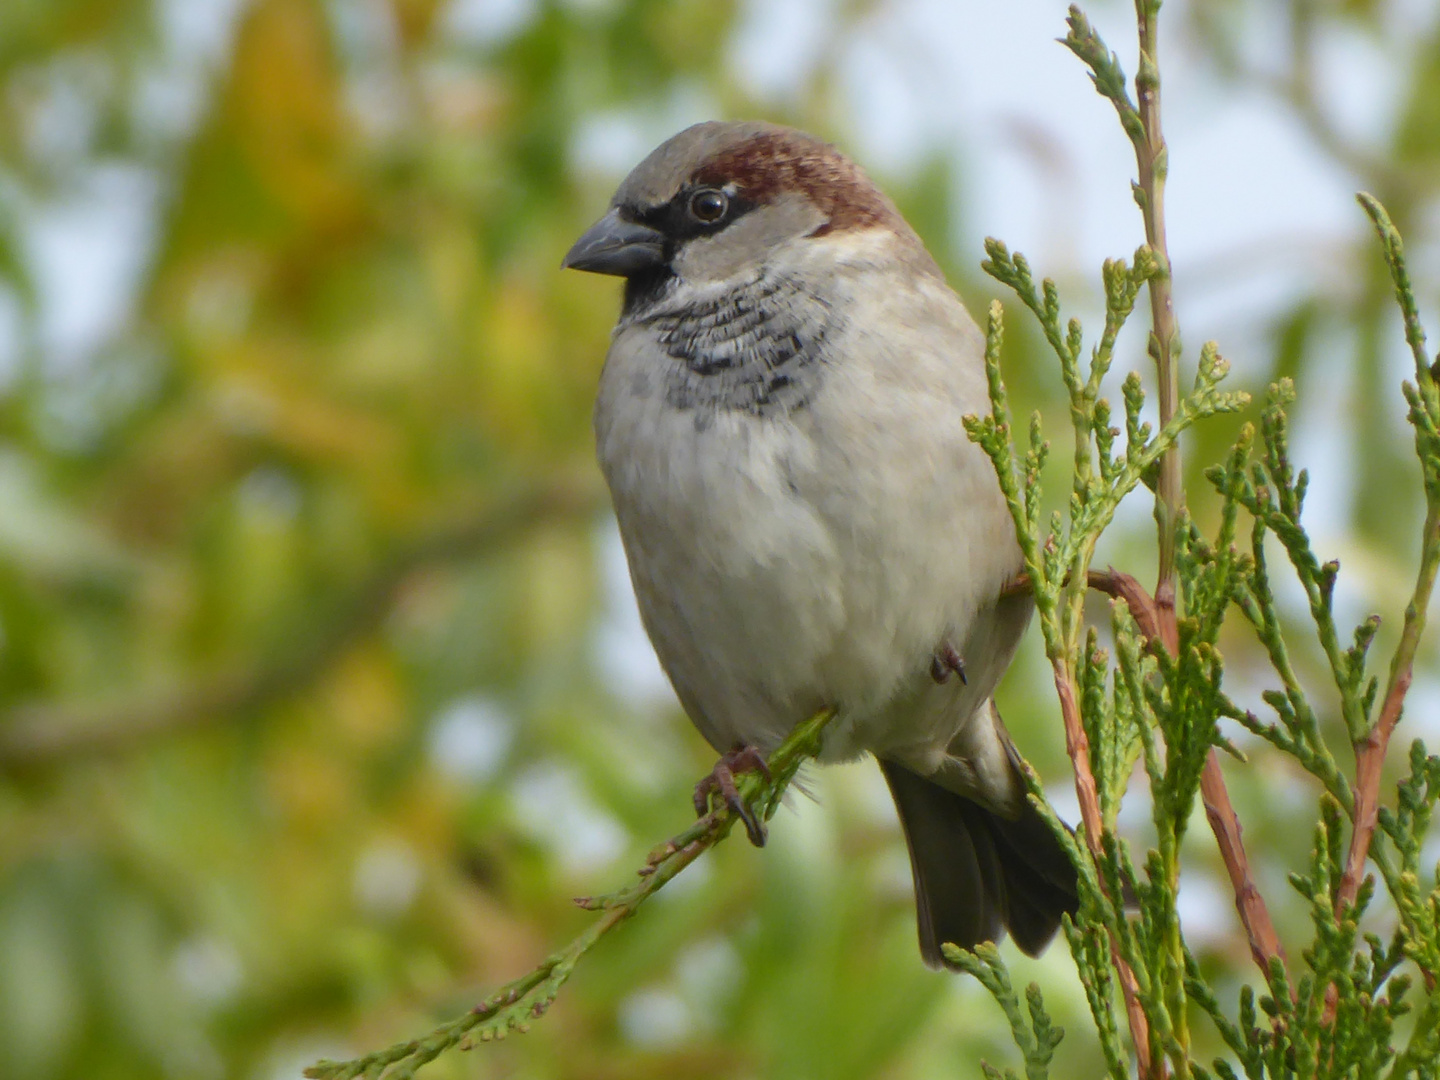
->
{"left": 688, "top": 189, "right": 728, "bottom": 223}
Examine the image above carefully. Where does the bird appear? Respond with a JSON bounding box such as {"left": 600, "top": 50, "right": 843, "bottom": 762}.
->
{"left": 563, "top": 120, "right": 1078, "bottom": 966}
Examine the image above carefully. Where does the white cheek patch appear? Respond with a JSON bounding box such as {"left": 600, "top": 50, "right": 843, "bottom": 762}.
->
{"left": 673, "top": 193, "right": 828, "bottom": 283}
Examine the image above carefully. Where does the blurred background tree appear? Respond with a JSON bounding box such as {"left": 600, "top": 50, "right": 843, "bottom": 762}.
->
{"left": 0, "top": 1, "right": 1437, "bottom": 1078}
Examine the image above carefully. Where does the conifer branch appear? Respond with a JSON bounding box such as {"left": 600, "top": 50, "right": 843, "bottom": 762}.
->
{"left": 1337, "top": 195, "right": 1440, "bottom": 916}
{"left": 970, "top": 256, "right": 1247, "bottom": 1079}
{"left": 952, "top": 13, "right": 1440, "bottom": 1080}
{"left": 1064, "top": 0, "right": 1286, "bottom": 998}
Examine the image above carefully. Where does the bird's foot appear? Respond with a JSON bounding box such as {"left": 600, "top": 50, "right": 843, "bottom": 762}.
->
{"left": 693, "top": 744, "right": 772, "bottom": 847}
{"left": 931, "top": 641, "right": 968, "bottom": 685}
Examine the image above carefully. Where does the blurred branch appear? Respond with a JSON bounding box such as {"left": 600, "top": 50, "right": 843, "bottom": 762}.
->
{"left": 1214, "top": 1, "right": 1432, "bottom": 205}
{"left": 0, "top": 474, "right": 606, "bottom": 772}
{"left": 1285, "top": 1, "right": 1432, "bottom": 204}
{"left": 304, "top": 706, "right": 837, "bottom": 1080}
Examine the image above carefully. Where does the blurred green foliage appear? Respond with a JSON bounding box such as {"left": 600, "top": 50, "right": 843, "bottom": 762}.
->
{"left": 0, "top": 2, "right": 1438, "bottom": 1079}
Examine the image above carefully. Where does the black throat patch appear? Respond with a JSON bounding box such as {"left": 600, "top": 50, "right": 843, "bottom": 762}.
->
{"left": 635, "top": 274, "right": 833, "bottom": 418}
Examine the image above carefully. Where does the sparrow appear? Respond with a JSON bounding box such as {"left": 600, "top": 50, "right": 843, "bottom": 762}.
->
{"left": 563, "top": 121, "right": 1077, "bottom": 965}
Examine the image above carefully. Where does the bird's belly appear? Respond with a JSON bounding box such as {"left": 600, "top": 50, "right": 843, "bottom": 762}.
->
{"left": 602, "top": 402, "right": 849, "bottom": 752}
{"left": 598, "top": 400, "right": 1017, "bottom": 764}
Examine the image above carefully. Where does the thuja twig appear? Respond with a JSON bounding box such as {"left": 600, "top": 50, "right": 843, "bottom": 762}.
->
{"left": 1132, "top": 1, "right": 1182, "bottom": 581}
{"left": 304, "top": 707, "right": 836, "bottom": 1080}
{"left": 945, "top": 943, "right": 1065, "bottom": 1078}
{"left": 1083, "top": 567, "right": 1284, "bottom": 978}
{"left": 1049, "top": 653, "right": 1157, "bottom": 1079}
{"left": 1065, "top": 1, "right": 1286, "bottom": 995}
{"left": 1064, "top": 567, "right": 1280, "bottom": 1069}
{"left": 965, "top": 295, "right": 1236, "bottom": 1079}
{"left": 1337, "top": 195, "right": 1440, "bottom": 916}
{"left": 1062, "top": 4, "right": 1181, "bottom": 582}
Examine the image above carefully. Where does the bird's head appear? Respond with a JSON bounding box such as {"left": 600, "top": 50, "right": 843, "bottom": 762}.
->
{"left": 563, "top": 121, "right": 929, "bottom": 310}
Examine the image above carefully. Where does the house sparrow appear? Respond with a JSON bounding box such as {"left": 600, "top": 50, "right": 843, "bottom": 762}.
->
{"left": 564, "top": 121, "right": 1077, "bottom": 965}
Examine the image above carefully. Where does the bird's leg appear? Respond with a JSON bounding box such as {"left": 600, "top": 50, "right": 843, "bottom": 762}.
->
{"left": 930, "top": 641, "right": 967, "bottom": 685}
{"left": 693, "top": 744, "right": 772, "bottom": 847}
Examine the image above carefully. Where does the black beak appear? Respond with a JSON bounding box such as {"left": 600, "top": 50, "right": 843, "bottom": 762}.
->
{"left": 562, "top": 209, "right": 666, "bottom": 276}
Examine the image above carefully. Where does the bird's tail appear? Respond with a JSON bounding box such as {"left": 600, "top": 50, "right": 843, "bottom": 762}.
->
{"left": 879, "top": 758, "right": 1078, "bottom": 965}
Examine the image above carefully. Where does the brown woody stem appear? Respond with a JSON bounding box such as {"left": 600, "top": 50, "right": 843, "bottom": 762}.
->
{"left": 1138, "top": 4, "right": 1285, "bottom": 1050}
{"left": 1052, "top": 657, "right": 1156, "bottom": 1077}
{"left": 1010, "top": 567, "right": 1289, "bottom": 996}
{"left": 1336, "top": 501, "right": 1440, "bottom": 913}
{"left": 1085, "top": 569, "right": 1288, "bottom": 979}
{"left": 1133, "top": 5, "right": 1182, "bottom": 593}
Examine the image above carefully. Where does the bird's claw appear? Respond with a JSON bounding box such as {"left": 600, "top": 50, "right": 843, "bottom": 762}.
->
{"left": 931, "top": 641, "right": 967, "bottom": 685}
{"left": 693, "top": 744, "right": 772, "bottom": 847}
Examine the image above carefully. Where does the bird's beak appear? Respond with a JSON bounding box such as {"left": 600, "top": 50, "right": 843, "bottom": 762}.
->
{"left": 562, "top": 209, "right": 666, "bottom": 276}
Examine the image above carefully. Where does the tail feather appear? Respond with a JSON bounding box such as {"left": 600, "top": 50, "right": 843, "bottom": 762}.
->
{"left": 982, "top": 806, "right": 1080, "bottom": 956}
{"left": 880, "top": 759, "right": 1078, "bottom": 966}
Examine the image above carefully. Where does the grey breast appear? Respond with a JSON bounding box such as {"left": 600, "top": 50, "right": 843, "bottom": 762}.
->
{"left": 634, "top": 272, "right": 834, "bottom": 419}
